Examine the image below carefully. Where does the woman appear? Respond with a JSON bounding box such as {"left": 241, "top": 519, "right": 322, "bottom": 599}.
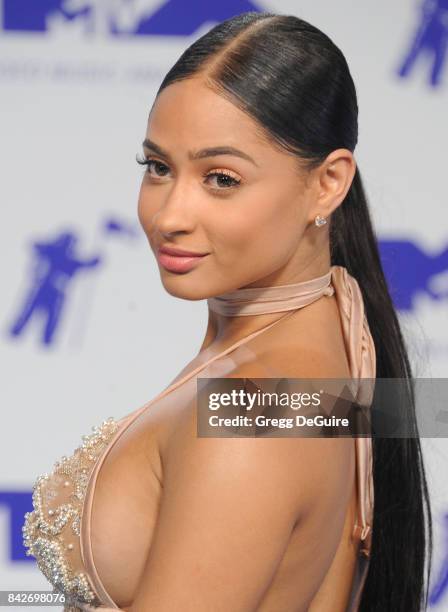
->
{"left": 23, "top": 11, "right": 432, "bottom": 611}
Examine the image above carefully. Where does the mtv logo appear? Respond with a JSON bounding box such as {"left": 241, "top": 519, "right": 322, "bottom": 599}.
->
{"left": 3, "top": 0, "right": 263, "bottom": 37}
{"left": 379, "top": 239, "right": 448, "bottom": 311}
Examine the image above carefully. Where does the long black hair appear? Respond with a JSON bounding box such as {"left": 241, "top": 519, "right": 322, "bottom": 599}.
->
{"left": 154, "top": 12, "right": 433, "bottom": 611}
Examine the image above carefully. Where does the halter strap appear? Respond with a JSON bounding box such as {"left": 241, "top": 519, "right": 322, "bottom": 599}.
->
{"left": 207, "top": 269, "right": 334, "bottom": 316}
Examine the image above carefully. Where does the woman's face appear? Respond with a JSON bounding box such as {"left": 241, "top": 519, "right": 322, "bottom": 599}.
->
{"left": 138, "top": 76, "right": 325, "bottom": 300}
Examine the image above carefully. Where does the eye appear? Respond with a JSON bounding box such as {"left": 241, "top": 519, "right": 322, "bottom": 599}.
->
{"left": 136, "top": 154, "right": 170, "bottom": 177}
{"left": 203, "top": 169, "right": 241, "bottom": 191}
{"left": 135, "top": 154, "right": 242, "bottom": 192}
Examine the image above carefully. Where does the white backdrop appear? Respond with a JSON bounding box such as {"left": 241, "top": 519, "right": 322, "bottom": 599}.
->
{"left": 1, "top": 0, "right": 447, "bottom": 609}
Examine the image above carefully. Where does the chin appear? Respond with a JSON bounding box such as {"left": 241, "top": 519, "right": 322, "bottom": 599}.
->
{"left": 159, "top": 273, "right": 210, "bottom": 302}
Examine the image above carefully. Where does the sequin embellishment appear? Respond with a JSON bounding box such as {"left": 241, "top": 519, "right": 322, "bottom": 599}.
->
{"left": 22, "top": 417, "right": 120, "bottom": 609}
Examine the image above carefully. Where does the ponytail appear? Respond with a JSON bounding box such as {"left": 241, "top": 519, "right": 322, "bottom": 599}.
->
{"left": 331, "top": 167, "right": 433, "bottom": 611}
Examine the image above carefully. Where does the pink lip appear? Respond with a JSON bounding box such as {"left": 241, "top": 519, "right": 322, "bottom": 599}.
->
{"left": 157, "top": 248, "right": 208, "bottom": 273}
{"left": 159, "top": 245, "right": 208, "bottom": 257}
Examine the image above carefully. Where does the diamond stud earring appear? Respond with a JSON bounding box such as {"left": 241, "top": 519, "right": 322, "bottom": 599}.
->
{"left": 314, "top": 214, "right": 327, "bottom": 227}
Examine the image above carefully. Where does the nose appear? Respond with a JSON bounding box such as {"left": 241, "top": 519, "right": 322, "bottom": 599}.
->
{"left": 150, "top": 183, "right": 197, "bottom": 237}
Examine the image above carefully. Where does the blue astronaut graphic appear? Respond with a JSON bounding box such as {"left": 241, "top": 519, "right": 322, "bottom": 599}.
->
{"left": 398, "top": 0, "right": 448, "bottom": 87}
{"left": 8, "top": 231, "right": 101, "bottom": 346}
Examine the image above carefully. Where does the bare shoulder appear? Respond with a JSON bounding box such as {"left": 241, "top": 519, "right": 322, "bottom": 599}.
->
{"left": 134, "top": 357, "right": 355, "bottom": 610}
{"left": 163, "top": 386, "right": 308, "bottom": 517}
{"left": 162, "top": 354, "right": 354, "bottom": 521}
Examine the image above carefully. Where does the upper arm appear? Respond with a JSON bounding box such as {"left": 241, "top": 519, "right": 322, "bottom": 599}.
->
{"left": 131, "top": 374, "right": 306, "bottom": 611}
{"left": 131, "top": 353, "right": 354, "bottom": 612}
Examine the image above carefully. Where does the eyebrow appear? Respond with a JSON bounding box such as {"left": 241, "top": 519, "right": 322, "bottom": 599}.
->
{"left": 142, "top": 138, "right": 259, "bottom": 167}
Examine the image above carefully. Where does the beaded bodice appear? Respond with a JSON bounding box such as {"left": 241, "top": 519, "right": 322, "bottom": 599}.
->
{"left": 22, "top": 417, "right": 121, "bottom": 610}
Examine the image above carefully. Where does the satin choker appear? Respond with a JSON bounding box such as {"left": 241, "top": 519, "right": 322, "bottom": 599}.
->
{"left": 207, "top": 269, "right": 334, "bottom": 316}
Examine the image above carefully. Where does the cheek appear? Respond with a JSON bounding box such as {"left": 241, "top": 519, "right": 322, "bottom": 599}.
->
{"left": 252, "top": 188, "right": 308, "bottom": 259}
{"left": 211, "top": 195, "right": 301, "bottom": 269}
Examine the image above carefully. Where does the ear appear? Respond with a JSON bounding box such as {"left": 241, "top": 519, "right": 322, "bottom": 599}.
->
{"left": 308, "top": 149, "right": 356, "bottom": 223}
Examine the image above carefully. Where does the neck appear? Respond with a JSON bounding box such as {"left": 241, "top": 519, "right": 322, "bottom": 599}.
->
{"left": 199, "top": 266, "right": 335, "bottom": 351}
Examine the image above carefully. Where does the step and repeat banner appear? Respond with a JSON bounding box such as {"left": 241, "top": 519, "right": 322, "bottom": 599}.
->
{"left": 1, "top": 1, "right": 447, "bottom": 609}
